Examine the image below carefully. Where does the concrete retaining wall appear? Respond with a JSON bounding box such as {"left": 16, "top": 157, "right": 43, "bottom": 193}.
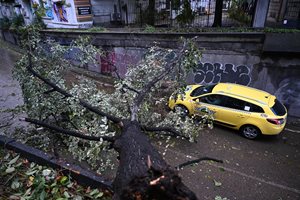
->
{"left": 1, "top": 30, "right": 19, "bottom": 45}
{"left": 2, "top": 29, "right": 300, "bottom": 117}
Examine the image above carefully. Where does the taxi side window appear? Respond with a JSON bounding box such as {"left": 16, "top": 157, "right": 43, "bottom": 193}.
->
{"left": 225, "top": 97, "right": 264, "bottom": 113}
{"left": 245, "top": 102, "right": 265, "bottom": 113}
{"left": 200, "top": 94, "right": 265, "bottom": 113}
{"left": 225, "top": 96, "right": 246, "bottom": 110}
{"left": 200, "top": 94, "right": 225, "bottom": 106}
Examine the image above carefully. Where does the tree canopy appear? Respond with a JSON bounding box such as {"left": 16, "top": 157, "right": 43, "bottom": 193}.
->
{"left": 12, "top": 25, "right": 218, "bottom": 199}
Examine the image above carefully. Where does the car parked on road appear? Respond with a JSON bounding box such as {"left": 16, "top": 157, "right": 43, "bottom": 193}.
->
{"left": 168, "top": 83, "right": 287, "bottom": 139}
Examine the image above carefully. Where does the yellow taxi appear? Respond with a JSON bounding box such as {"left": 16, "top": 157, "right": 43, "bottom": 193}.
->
{"left": 168, "top": 83, "right": 287, "bottom": 139}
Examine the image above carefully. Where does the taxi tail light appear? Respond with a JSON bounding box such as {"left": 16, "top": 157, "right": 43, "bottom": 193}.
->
{"left": 267, "top": 118, "right": 284, "bottom": 125}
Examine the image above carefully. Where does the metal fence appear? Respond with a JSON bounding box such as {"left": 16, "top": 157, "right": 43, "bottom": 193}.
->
{"left": 93, "top": 0, "right": 256, "bottom": 28}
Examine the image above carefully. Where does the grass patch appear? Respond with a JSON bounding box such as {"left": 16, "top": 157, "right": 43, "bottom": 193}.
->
{"left": 40, "top": 27, "right": 300, "bottom": 33}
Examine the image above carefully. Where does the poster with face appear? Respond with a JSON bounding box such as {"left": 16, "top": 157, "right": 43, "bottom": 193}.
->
{"left": 53, "top": 2, "right": 68, "bottom": 22}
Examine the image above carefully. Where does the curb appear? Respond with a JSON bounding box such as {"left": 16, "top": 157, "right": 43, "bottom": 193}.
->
{"left": 0, "top": 135, "right": 113, "bottom": 191}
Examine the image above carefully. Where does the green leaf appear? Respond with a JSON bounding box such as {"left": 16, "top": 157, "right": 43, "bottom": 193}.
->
{"left": 219, "top": 167, "right": 225, "bottom": 172}
{"left": 215, "top": 196, "right": 229, "bottom": 200}
{"left": 39, "top": 190, "right": 46, "bottom": 200}
{"left": 11, "top": 180, "right": 21, "bottom": 189}
{"left": 42, "top": 169, "right": 51, "bottom": 177}
{"left": 25, "top": 170, "right": 38, "bottom": 176}
{"left": 214, "top": 179, "right": 222, "bottom": 187}
{"left": 95, "top": 192, "right": 104, "bottom": 198}
{"left": 8, "top": 155, "right": 20, "bottom": 165}
{"left": 51, "top": 187, "right": 58, "bottom": 195}
{"left": 9, "top": 195, "right": 21, "bottom": 200}
{"left": 50, "top": 182, "right": 57, "bottom": 187}
{"left": 60, "top": 176, "right": 68, "bottom": 185}
{"left": 215, "top": 196, "right": 222, "bottom": 200}
{"left": 24, "top": 188, "right": 31, "bottom": 196}
{"left": 89, "top": 189, "right": 99, "bottom": 196}
{"left": 67, "top": 182, "right": 73, "bottom": 188}
{"left": 15, "top": 162, "right": 23, "bottom": 167}
{"left": 6, "top": 167, "right": 15, "bottom": 173}
{"left": 73, "top": 195, "right": 83, "bottom": 200}
{"left": 63, "top": 191, "right": 71, "bottom": 198}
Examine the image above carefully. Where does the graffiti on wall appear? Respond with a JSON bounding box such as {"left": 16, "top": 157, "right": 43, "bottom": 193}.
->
{"left": 193, "top": 62, "right": 252, "bottom": 86}
{"left": 114, "top": 52, "right": 141, "bottom": 78}
{"left": 99, "top": 49, "right": 143, "bottom": 78}
{"left": 274, "top": 77, "right": 300, "bottom": 117}
{"left": 99, "top": 51, "right": 116, "bottom": 74}
{"left": 99, "top": 52, "right": 140, "bottom": 77}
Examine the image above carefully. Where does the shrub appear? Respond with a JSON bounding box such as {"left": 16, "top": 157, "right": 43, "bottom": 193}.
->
{"left": 176, "top": 0, "right": 195, "bottom": 27}
{"left": 10, "top": 15, "right": 25, "bottom": 30}
{"left": 0, "top": 17, "right": 12, "bottom": 30}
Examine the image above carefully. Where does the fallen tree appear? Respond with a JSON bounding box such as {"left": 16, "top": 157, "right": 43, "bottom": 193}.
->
{"left": 13, "top": 26, "right": 219, "bottom": 199}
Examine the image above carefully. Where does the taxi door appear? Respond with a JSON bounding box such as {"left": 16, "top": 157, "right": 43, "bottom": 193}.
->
{"left": 193, "top": 94, "right": 250, "bottom": 128}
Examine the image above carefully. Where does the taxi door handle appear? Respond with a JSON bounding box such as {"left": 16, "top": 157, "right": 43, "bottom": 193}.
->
{"left": 238, "top": 114, "right": 245, "bottom": 118}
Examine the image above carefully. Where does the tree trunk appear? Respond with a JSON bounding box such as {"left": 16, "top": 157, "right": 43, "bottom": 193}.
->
{"left": 212, "top": 0, "right": 223, "bottom": 27}
{"left": 112, "top": 120, "right": 197, "bottom": 200}
{"left": 147, "top": 0, "right": 156, "bottom": 26}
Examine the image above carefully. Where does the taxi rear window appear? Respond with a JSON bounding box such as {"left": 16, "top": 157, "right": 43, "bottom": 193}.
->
{"left": 271, "top": 99, "right": 286, "bottom": 116}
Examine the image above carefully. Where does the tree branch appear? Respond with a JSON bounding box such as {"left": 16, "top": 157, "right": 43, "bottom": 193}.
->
{"left": 131, "top": 41, "right": 188, "bottom": 121}
{"left": 142, "top": 126, "right": 191, "bottom": 141}
{"left": 78, "top": 100, "right": 121, "bottom": 124}
{"left": 122, "top": 84, "right": 140, "bottom": 94}
{"left": 176, "top": 157, "right": 223, "bottom": 170}
{"left": 26, "top": 53, "right": 122, "bottom": 124}
{"left": 27, "top": 64, "right": 72, "bottom": 97}
{"left": 101, "top": 56, "right": 140, "bottom": 95}
{"left": 43, "top": 88, "right": 56, "bottom": 95}
{"left": 23, "top": 118, "right": 115, "bottom": 143}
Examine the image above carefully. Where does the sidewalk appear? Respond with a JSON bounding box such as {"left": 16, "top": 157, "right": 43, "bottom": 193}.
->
{"left": 0, "top": 42, "right": 28, "bottom": 136}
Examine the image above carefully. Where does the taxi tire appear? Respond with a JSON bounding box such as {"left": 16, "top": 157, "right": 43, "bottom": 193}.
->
{"left": 174, "top": 105, "right": 189, "bottom": 117}
{"left": 240, "top": 125, "right": 261, "bottom": 140}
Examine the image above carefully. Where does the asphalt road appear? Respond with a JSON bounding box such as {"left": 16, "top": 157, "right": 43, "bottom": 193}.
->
{"left": 156, "top": 123, "right": 300, "bottom": 200}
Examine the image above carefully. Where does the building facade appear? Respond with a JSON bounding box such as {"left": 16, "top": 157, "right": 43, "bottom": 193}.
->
{"left": 0, "top": 0, "right": 93, "bottom": 28}
{"left": 267, "top": 0, "right": 300, "bottom": 28}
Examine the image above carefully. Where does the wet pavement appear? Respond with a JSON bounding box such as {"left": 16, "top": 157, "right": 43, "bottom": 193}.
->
{"left": 156, "top": 122, "right": 300, "bottom": 200}
{"left": 0, "top": 42, "right": 28, "bottom": 137}
{"left": 1, "top": 41, "right": 300, "bottom": 200}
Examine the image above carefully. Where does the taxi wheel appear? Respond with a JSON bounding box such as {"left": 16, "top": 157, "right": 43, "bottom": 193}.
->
{"left": 240, "top": 125, "right": 261, "bottom": 139}
{"left": 174, "top": 105, "right": 189, "bottom": 117}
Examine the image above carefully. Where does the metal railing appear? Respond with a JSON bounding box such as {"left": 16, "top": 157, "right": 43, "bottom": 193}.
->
{"left": 92, "top": 0, "right": 256, "bottom": 28}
